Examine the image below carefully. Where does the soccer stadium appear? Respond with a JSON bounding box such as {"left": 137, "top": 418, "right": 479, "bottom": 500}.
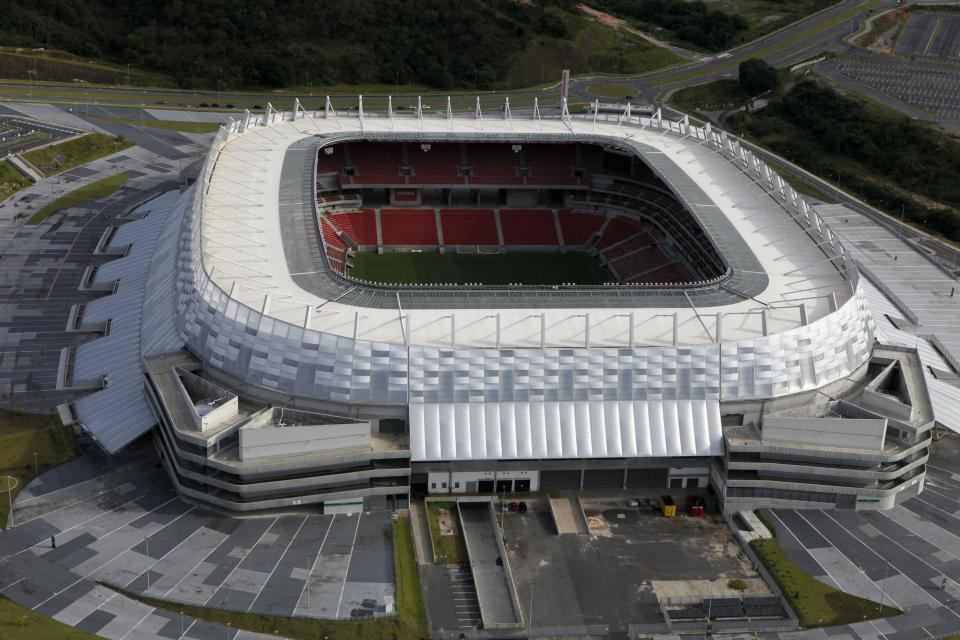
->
{"left": 66, "top": 97, "right": 960, "bottom": 516}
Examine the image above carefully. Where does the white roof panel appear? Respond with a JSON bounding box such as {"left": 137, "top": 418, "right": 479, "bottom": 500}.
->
{"left": 409, "top": 399, "right": 724, "bottom": 462}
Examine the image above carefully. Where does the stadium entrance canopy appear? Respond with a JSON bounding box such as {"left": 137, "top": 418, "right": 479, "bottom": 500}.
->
{"left": 409, "top": 399, "right": 723, "bottom": 462}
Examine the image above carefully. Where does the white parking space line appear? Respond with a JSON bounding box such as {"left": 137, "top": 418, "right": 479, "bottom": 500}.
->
{"left": 30, "top": 505, "right": 196, "bottom": 611}
{"left": 3, "top": 490, "right": 171, "bottom": 561}
{"left": 178, "top": 516, "right": 280, "bottom": 640}
{"left": 117, "top": 608, "right": 155, "bottom": 640}
{"left": 246, "top": 515, "right": 309, "bottom": 613}
{"left": 293, "top": 515, "right": 336, "bottom": 616}
{"left": 818, "top": 510, "right": 958, "bottom": 617}
{"left": 15, "top": 471, "right": 117, "bottom": 505}
{"left": 334, "top": 513, "right": 363, "bottom": 619}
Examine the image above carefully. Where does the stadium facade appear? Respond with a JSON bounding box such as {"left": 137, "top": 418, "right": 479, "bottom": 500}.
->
{"left": 65, "top": 98, "right": 960, "bottom": 515}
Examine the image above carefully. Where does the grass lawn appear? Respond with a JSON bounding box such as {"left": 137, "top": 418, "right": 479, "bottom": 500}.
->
{"left": 0, "top": 409, "right": 79, "bottom": 529}
{"left": 426, "top": 501, "right": 468, "bottom": 565}
{"left": 0, "top": 595, "right": 102, "bottom": 639}
{"left": 22, "top": 132, "right": 131, "bottom": 177}
{"left": 350, "top": 251, "right": 614, "bottom": 286}
{"left": 91, "top": 115, "right": 222, "bottom": 134}
{"left": 109, "top": 516, "right": 429, "bottom": 640}
{"left": 27, "top": 172, "right": 129, "bottom": 225}
{"left": 671, "top": 79, "right": 753, "bottom": 113}
{"left": 505, "top": 19, "right": 681, "bottom": 88}
{"left": 751, "top": 531, "right": 900, "bottom": 627}
{"left": 587, "top": 83, "right": 639, "bottom": 99}
{"left": 0, "top": 159, "right": 32, "bottom": 203}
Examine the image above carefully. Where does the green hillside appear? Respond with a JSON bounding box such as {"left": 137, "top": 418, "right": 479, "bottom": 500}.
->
{"left": 0, "top": 0, "right": 683, "bottom": 90}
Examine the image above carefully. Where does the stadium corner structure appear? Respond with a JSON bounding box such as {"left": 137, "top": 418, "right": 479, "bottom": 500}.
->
{"left": 63, "top": 99, "right": 960, "bottom": 516}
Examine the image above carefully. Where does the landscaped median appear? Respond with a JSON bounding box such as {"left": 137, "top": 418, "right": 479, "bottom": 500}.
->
{"left": 27, "top": 172, "right": 130, "bottom": 225}
{"left": 22, "top": 132, "right": 131, "bottom": 177}
{"left": 92, "top": 115, "right": 222, "bottom": 135}
{"left": 0, "top": 595, "right": 101, "bottom": 639}
{"left": 0, "top": 409, "right": 79, "bottom": 529}
{"left": 751, "top": 511, "right": 900, "bottom": 627}
{"left": 426, "top": 500, "right": 469, "bottom": 564}
{"left": 104, "top": 515, "right": 429, "bottom": 640}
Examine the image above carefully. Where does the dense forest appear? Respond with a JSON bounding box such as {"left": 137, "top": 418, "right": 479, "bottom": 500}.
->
{"left": 729, "top": 81, "right": 960, "bottom": 242}
{"left": 586, "top": 0, "right": 749, "bottom": 51}
{"left": 0, "top": 0, "right": 581, "bottom": 89}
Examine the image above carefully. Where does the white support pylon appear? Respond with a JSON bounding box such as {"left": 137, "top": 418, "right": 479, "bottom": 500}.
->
{"left": 417, "top": 96, "right": 423, "bottom": 128}
{"left": 533, "top": 97, "right": 543, "bottom": 131}
{"left": 264, "top": 103, "right": 273, "bottom": 125}
{"left": 447, "top": 96, "right": 454, "bottom": 130}
{"left": 291, "top": 98, "right": 300, "bottom": 121}
{"left": 616, "top": 102, "right": 631, "bottom": 129}
{"left": 388, "top": 95, "right": 394, "bottom": 128}
{"left": 592, "top": 100, "right": 599, "bottom": 131}
{"left": 504, "top": 97, "right": 512, "bottom": 129}
{"left": 475, "top": 96, "right": 483, "bottom": 130}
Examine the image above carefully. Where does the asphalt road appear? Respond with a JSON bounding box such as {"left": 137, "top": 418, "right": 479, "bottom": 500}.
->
{"left": 0, "top": 0, "right": 896, "bottom": 112}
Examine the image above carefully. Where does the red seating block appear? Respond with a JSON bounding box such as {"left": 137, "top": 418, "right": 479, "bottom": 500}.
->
{"left": 500, "top": 209, "right": 557, "bottom": 245}
{"left": 440, "top": 209, "right": 499, "bottom": 245}
{"left": 380, "top": 209, "right": 438, "bottom": 245}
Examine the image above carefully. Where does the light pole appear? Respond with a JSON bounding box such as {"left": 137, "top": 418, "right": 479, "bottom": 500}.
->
{"left": 144, "top": 535, "right": 150, "bottom": 590}
{"left": 878, "top": 560, "right": 889, "bottom": 613}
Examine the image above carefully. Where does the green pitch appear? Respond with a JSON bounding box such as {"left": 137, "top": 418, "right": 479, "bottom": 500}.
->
{"left": 348, "top": 251, "right": 615, "bottom": 285}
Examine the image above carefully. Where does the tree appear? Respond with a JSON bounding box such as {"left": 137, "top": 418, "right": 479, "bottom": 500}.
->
{"left": 738, "top": 58, "right": 780, "bottom": 96}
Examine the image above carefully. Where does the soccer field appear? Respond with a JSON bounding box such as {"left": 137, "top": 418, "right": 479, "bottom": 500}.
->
{"left": 349, "top": 251, "right": 615, "bottom": 285}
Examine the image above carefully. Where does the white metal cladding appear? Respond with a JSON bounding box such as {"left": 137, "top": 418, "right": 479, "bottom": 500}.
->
{"left": 72, "top": 192, "right": 182, "bottom": 453}
{"left": 172, "top": 112, "right": 875, "bottom": 411}
{"left": 409, "top": 400, "right": 723, "bottom": 461}
{"left": 863, "top": 280, "right": 960, "bottom": 433}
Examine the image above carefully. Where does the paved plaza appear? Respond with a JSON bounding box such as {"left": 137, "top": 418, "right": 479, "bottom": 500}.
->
{"left": 0, "top": 444, "right": 395, "bottom": 639}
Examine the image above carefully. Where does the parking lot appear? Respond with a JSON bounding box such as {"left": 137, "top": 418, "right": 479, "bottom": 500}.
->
{"left": 767, "top": 434, "right": 960, "bottom": 639}
{"left": 502, "top": 497, "right": 766, "bottom": 632}
{"left": 0, "top": 444, "right": 396, "bottom": 639}
{"left": 0, "top": 114, "right": 83, "bottom": 156}
{"left": 895, "top": 11, "right": 960, "bottom": 62}
{"left": 836, "top": 59, "right": 960, "bottom": 121}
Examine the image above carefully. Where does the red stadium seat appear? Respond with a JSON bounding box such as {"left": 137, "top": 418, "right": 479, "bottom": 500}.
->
{"left": 465, "top": 144, "right": 523, "bottom": 185}
{"left": 347, "top": 142, "right": 405, "bottom": 184}
{"left": 329, "top": 210, "right": 378, "bottom": 245}
{"left": 500, "top": 209, "right": 557, "bottom": 245}
{"left": 558, "top": 210, "right": 604, "bottom": 246}
{"left": 380, "top": 209, "right": 438, "bottom": 245}
{"left": 411, "top": 143, "right": 465, "bottom": 184}
{"left": 440, "top": 209, "right": 499, "bottom": 245}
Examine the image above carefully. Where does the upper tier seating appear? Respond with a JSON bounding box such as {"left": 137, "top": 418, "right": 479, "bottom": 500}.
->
{"left": 440, "top": 209, "right": 499, "bottom": 245}
{"left": 500, "top": 209, "right": 558, "bottom": 245}
{"left": 523, "top": 144, "right": 577, "bottom": 185}
{"left": 345, "top": 142, "right": 405, "bottom": 185}
{"left": 316, "top": 147, "right": 343, "bottom": 174}
{"left": 466, "top": 145, "right": 523, "bottom": 185}
{"left": 329, "top": 210, "right": 378, "bottom": 245}
{"left": 380, "top": 209, "right": 438, "bottom": 245}
{"left": 411, "top": 143, "right": 465, "bottom": 184}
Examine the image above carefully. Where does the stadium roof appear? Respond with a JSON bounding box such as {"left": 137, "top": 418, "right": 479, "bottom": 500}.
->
{"left": 72, "top": 191, "right": 184, "bottom": 453}
{"left": 410, "top": 399, "right": 723, "bottom": 461}
{"left": 201, "top": 112, "right": 848, "bottom": 349}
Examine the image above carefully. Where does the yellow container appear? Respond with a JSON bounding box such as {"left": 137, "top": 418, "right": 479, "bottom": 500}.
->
{"left": 659, "top": 495, "right": 676, "bottom": 517}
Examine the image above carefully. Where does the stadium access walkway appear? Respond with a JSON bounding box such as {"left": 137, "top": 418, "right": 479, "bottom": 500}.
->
{"left": 458, "top": 502, "right": 523, "bottom": 629}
